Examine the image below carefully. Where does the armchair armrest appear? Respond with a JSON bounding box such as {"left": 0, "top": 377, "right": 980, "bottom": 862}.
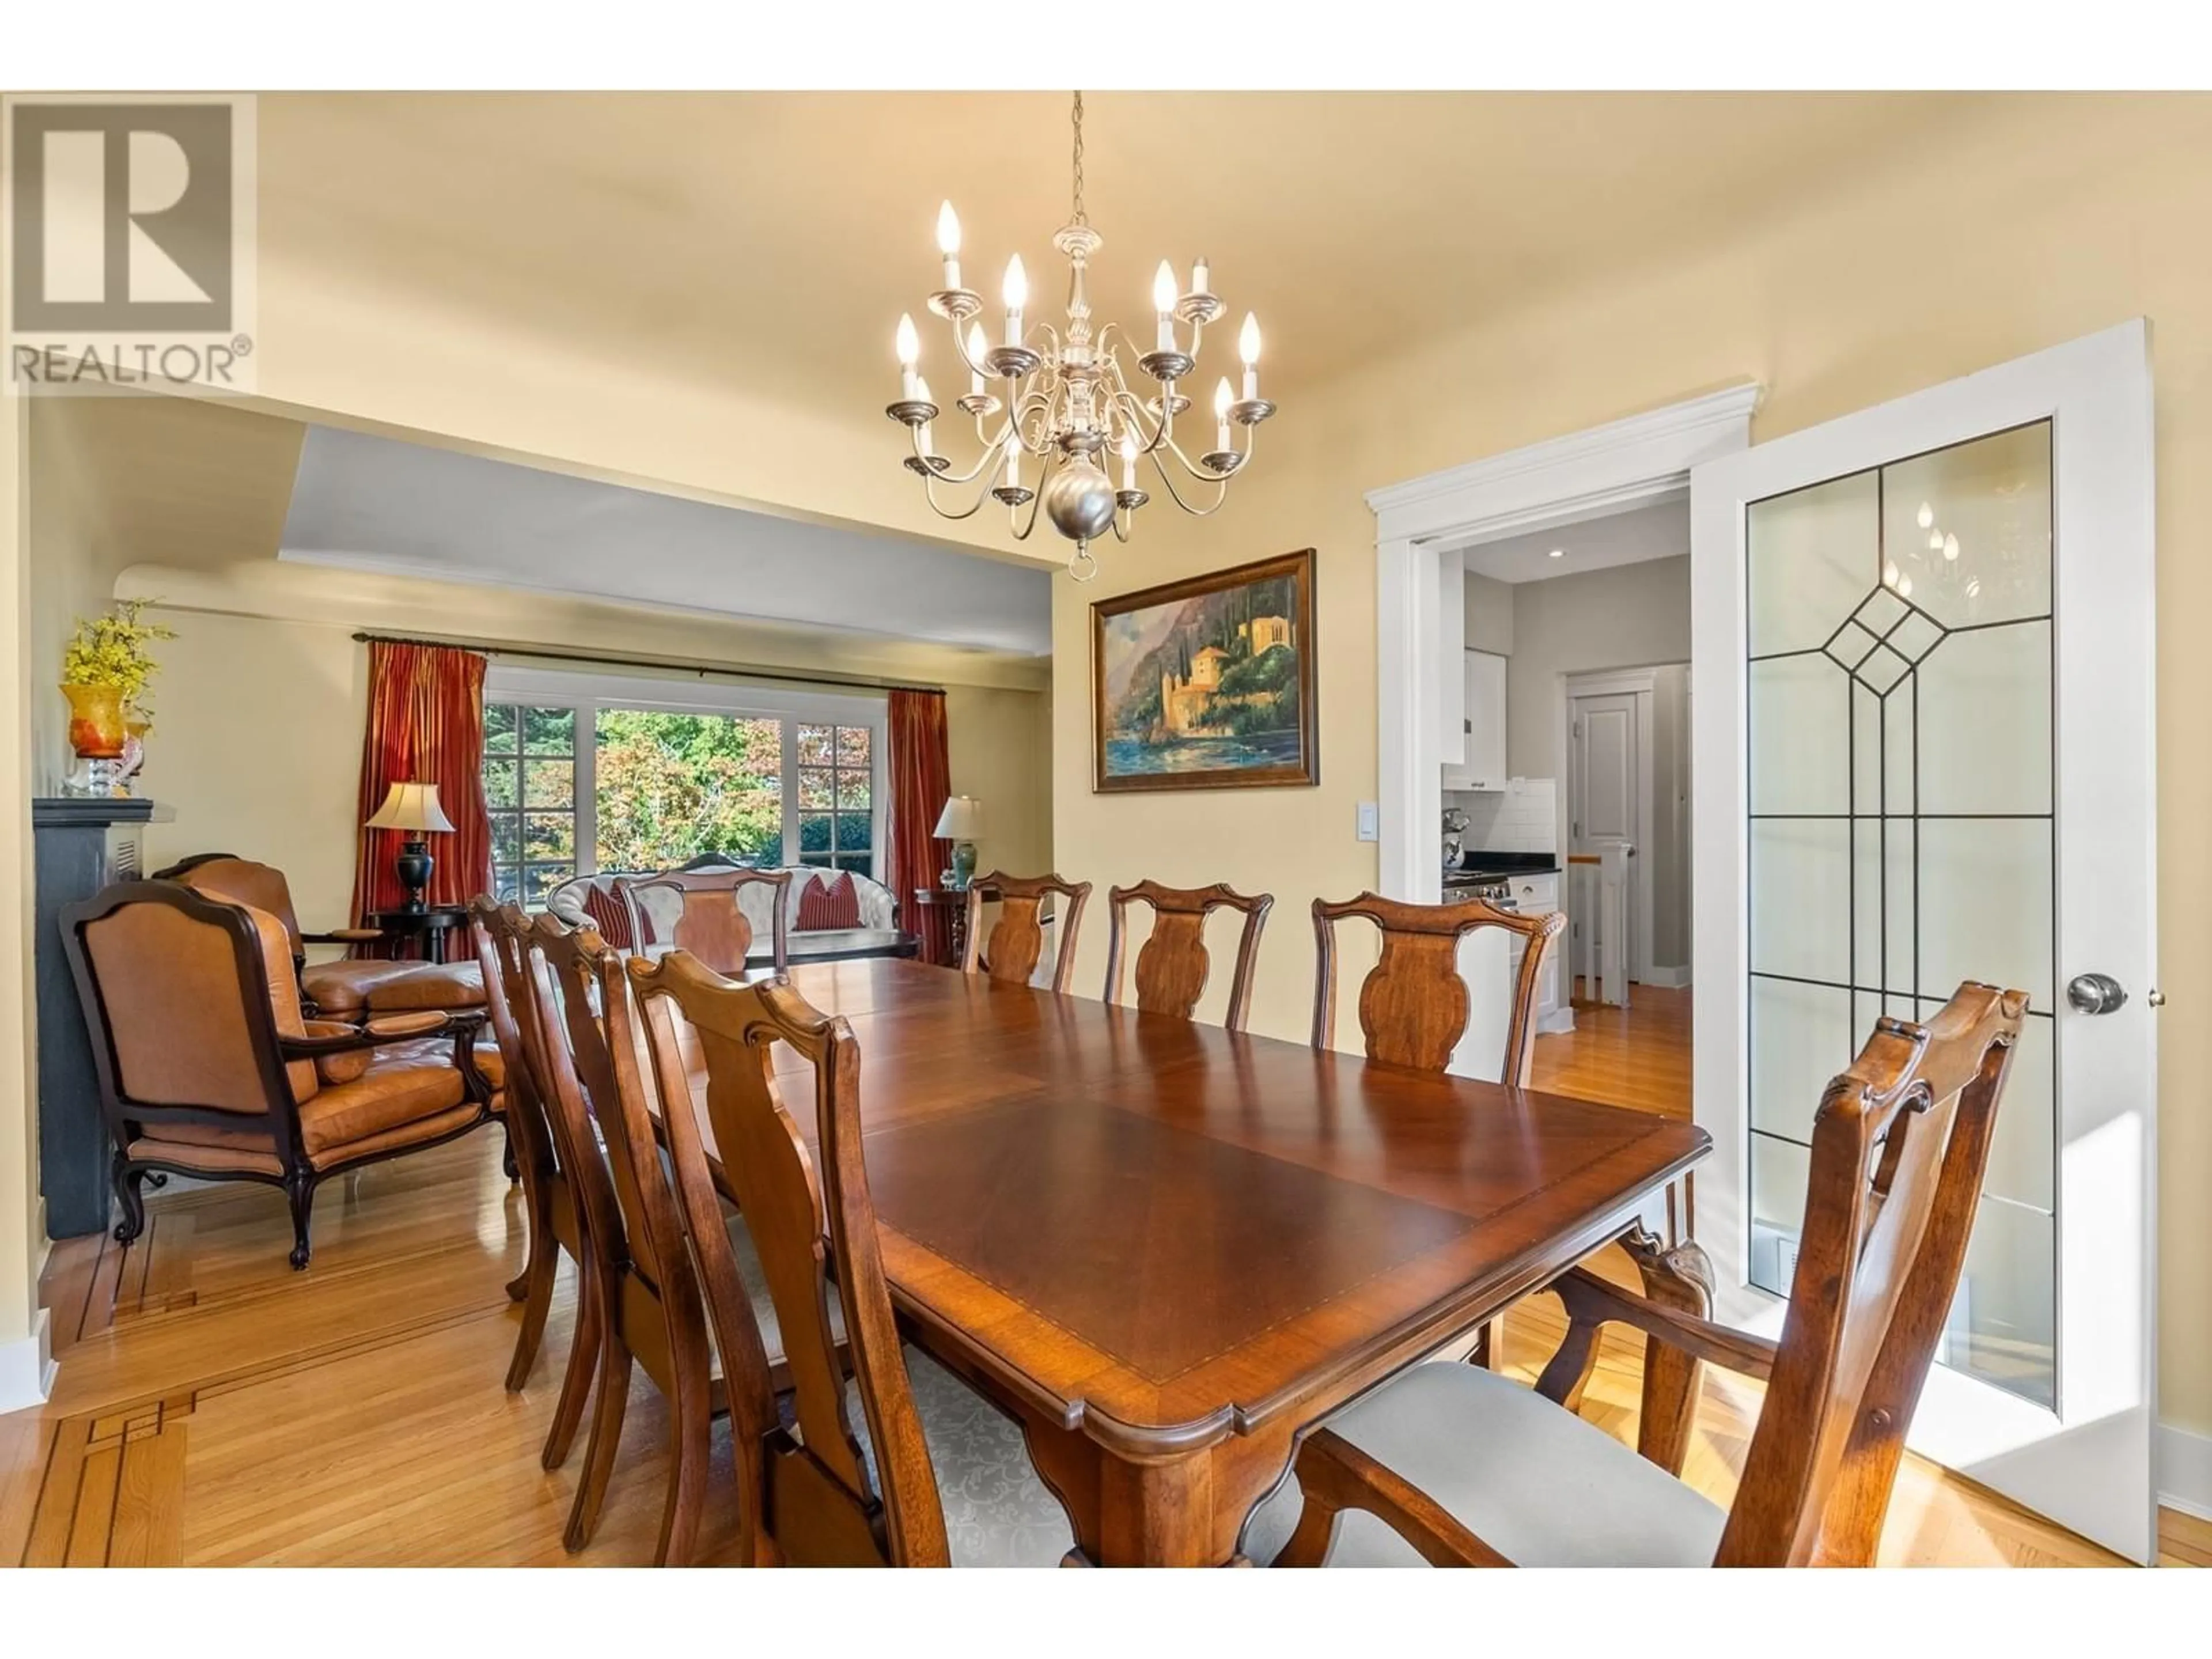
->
{"left": 1272, "top": 1428, "right": 1514, "bottom": 1569}
{"left": 1535, "top": 1265, "right": 1778, "bottom": 1408}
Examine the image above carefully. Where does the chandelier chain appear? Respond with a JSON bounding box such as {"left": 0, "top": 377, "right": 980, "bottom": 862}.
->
{"left": 1070, "top": 90, "right": 1086, "bottom": 226}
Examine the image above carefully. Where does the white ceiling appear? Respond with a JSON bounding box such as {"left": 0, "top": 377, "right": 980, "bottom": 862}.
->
{"left": 1461, "top": 496, "right": 1690, "bottom": 585}
{"left": 276, "top": 425, "right": 1052, "bottom": 656}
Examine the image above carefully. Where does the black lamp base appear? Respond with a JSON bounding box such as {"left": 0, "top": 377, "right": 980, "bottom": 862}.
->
{"left": 393, "top": 838, "right": 434, "bottom": 913}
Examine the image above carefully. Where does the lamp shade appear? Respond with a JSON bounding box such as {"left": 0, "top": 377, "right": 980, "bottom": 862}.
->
{"left": 365, "top": 780, "right": 456, "bottom": 834}
{"left": 932, "top": 795, "right": 983, "bottom": 839}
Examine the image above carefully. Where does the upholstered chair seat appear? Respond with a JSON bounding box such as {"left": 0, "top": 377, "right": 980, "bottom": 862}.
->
{"left": 302, "top": 958, "right": 486, "bottom": 1018}
{"left": 1242, "top": 1361, "right": 1726, "bottom": 1567}
{"left": 843, "top": 1346, "right": 1073, "bottom": 1567}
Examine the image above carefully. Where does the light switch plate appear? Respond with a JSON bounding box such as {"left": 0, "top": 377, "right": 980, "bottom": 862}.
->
{"left": 1355, "top": 801, "right": 1379, "bottom": 842}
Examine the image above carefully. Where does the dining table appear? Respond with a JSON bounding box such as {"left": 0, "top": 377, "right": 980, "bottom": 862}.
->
{"left": 684, "top": 955, "right": 1709, "bottom": 1567}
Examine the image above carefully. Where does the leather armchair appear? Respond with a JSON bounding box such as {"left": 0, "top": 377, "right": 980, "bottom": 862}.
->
{"left": 61, "top": 880, "right": 502, "bottom": 1268}
{"left": 154, "top": 853, "right": 486, "bottom": 1020}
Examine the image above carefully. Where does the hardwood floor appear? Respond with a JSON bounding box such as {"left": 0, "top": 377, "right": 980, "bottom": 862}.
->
{"left": 1, "top": 1024, "right": 2198, "bottom": 1567}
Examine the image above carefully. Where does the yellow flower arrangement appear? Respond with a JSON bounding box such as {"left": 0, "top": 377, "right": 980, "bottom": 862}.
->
{"left": 62, "top": 599, "right": 175, "bottom": 718}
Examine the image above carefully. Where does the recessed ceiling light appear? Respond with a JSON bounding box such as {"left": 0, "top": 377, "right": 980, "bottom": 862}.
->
{"left": 1547, "top": 547, "right": 1565, "bottom": 559}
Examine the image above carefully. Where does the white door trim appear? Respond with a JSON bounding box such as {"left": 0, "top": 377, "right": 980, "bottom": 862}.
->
{"left": 1689, "top": 319, "right": 2158, "bottom": 1561}
{"left": 1370, "top": 384, "right": 1759, "bottom": 903}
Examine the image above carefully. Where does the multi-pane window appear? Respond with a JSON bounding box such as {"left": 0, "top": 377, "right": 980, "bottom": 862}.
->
{"left": 483, "top": 703, "right": 579, "bottom": 906}
{"left": 482, "top": 673, "right": 886, "bottom": 906}
{"left": 797, "top": 723, "right": 873, "bottom": 872}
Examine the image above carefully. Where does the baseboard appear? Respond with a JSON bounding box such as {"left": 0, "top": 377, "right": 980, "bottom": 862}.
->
{"left": 1638, "top": 965, "right": 1693, "bottom": 990}
{"left": 0, "top": 1307, "right": 56, "bottom": 1415}
{"left": 2161, "top": 1421, "right": 2212, "bottom": 1521}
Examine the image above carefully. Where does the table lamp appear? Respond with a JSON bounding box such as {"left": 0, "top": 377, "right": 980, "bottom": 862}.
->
{"left": 933, "top": 794, "right": 983, "bottom": 890}
{"left": 365, "top": 781, "right": 456, "bottom": 912}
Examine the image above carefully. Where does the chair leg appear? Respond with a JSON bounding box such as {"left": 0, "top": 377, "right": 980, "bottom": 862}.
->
{"left": 1624, "top": 1229, "right": 1715, "bottom": 1476}
{"left": 111, "top": 1154, "right": 147, "bottom": 1245}
{"left": 564, "top": 1322, "right": 632, "bottom": 1553}
{"left": 503, "top": 1185, "right": 560, "bottom": 1391}
{"left": 657, "top": 1344, "right": 713, "bottom": 1567}
{"left": 1467, "top": 1315, "right": 1505, "bottom": 1371}
{"left": 499, "top": 1117, "right": 521, "bottom": 1183}
{"left": 284, "top": 1172, "right": 317, "bottom": 1270}
{"left": 541, "top": 1254, "right": 601, "bottom": 1471}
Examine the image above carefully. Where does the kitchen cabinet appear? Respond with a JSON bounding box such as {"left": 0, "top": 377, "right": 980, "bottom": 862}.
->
{"left": 1442, "top": 649, "right": 1508, "bottom": 791}
{"left": 1506, "top": 872, "right": 1568, "bottom": 1033}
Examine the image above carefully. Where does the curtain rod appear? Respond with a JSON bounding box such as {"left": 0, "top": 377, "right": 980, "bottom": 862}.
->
{"left": 349, "top": 630, "right": 948, "bottom": 696}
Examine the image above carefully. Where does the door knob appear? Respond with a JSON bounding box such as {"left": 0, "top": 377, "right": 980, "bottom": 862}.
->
{"left": 2066, "top": 972, "right": 2128, "bottom": 1015}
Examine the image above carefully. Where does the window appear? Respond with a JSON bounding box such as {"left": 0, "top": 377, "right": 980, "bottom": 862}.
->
{"left": 797, "top": 723, "right": 874, "bottom": 872}
{"left": 483, "top": 669, "right": 888, "bottom": 906}
{"left": 483, "top": 703, "right": 579, "bottom": 906}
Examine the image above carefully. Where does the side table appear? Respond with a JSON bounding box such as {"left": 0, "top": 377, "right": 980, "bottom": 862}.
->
{"left": 911, "top": 884, "right": 998, "bottom": 969}
{"left": 365, "top": 904, "right": 473, "bottom": 964}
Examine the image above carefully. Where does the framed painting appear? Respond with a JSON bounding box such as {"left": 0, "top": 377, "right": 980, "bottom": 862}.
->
{"left": 1090, "top": 548, "right": 1319, "bottom": 793}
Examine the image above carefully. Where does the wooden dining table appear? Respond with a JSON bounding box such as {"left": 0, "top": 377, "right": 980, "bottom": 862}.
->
{"left": 682, "top": 956, "right": 1709, "bottom": 1567}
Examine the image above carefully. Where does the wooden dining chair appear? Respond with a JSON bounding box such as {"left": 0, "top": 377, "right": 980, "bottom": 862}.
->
{"left": 1260, "top": 980, "right": 2028, "bottom": 1568}
{"left": 468, "top": 900, "right": 592, "bottom": 1441}
{"left": 1310, "top": 892, "right": 1565, "bottom": 1081}
{"left": 620, "top": 866, "right": 793, "bottom": 976}
{"left": 1102, "top": 880, "right": 1273, "bottom": 1031}
{"left": 627, "top": 949, "right": 1074, "bottom": 1566}
{"left": 961, "top": 871, "right": 1091, "bottom": 994}
{"left": 522, "top": 914, "right": 731, "bottom": 1566}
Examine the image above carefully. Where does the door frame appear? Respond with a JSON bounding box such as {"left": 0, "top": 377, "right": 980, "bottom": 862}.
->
{"left": 1562, "top": 668, "right": 1659, "bottom": 991}
{"left": 1368, "top": 384, "right": 1759, "bottom": 907}
{"left": 1688, "top": 320, "right": 2158, "bottom": 1560}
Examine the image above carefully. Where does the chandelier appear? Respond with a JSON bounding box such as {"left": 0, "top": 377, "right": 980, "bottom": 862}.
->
{"left": 884, "top": 92, "right": 1276, "bottom": 580}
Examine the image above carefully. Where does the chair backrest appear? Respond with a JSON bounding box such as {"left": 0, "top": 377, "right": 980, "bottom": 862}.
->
{"left": 620, "top": 867, "right": 793, "bottom": 975}
{"left": 963, "top": 871, "right": 1091, "bottom": 994}
{"left": 60, "top": 880, "right": 314, "bottom": 1165}
{"left": 468, "top": 897, "right": 557, "bottom": 1192}
{"left": 1310, "top": 892, "right": 1565, "bottom": 1080}
{"left": 627, "top": 949, "right": 950, "bottom": 1566}
{"left": 1719, "top": 980, "right": 2027, "bottom": 1566}
{"left": 477, "top": 905, "right": 626, "bottom": 1290}
{"left": 527, "top": 914, "right": 696, "bottom": 1305}
{"left": 1103, "top": 880, "right": 1273, "bottom": 1031}
{"left": 155, "top": 853, "right": 306, "bottom": 957}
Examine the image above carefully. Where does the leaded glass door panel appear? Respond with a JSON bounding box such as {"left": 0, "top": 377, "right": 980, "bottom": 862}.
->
{"left": 1690, "top": 324, "right": 2156, "bottom": 1561}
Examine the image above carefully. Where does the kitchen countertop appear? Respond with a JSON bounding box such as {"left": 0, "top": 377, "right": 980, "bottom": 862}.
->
{"left": 1443, "top": 852, "right": 1562, "bottom": 885}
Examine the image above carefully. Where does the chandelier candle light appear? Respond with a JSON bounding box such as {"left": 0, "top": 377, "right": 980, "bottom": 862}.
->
{"left": 885, "top": 92, "right": 1277, "bottom": 581}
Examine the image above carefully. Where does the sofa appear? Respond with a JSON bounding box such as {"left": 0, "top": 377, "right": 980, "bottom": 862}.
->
{"left": 546, "top": 859, "right": 915, "bottom": 965}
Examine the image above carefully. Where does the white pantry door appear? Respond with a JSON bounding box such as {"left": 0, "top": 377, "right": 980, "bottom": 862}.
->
{"left": 1688, "top": 322, "right": 2158, "bottom": 1560}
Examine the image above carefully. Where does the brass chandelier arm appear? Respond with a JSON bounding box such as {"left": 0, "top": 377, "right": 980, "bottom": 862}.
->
{"left": 918, "top": 471, "right": 997, "bottom": 521}
{"left": 1006, "top": 478, "right": 1047, "bottom": 540}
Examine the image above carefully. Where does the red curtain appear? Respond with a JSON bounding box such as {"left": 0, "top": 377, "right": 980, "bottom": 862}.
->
{"left": 887, "top": 688, "right": 953, "bottom": 964}
{"left": 349, "top": 641, "right": 493, "bottom": 937}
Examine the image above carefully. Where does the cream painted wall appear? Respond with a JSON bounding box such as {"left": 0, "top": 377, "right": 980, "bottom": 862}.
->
{"left": 1, "top": 358, "right": 42, "bottom": 1379}
{"left": 945, "top": 683, "right": 1054, "bottom": 886}
{"left": 1050, "top": 96, "right": 2212, "bottom": 1434}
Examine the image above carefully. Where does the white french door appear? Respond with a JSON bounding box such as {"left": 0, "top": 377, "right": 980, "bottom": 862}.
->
{"left": 1689, "top": 322, "right": 2158, "bottom": 1560}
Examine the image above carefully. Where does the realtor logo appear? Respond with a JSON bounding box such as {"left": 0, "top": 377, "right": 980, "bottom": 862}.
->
{"left": 5, "top": 94, "right": 257, "bottom": 393}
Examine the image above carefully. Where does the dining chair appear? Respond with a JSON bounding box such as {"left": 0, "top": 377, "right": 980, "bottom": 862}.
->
{"left": 961, "top": 871, "right": 1091, "bottom": 994}
{"left": 1310, "top": 891, "right": 1565, "bottom": 1079}
{"left": 522, "top": 914, "right": 729, "bottom": 1565}
{"left": 469, "top": 900, "right": 593, "bottom": 1459}
{"left": 1259, "top": 980, "right": 2028, "bottom": 1568}
{"left": 620, "top": 866, "right": 793, "bottom": 976}
{"left": 1102, "top": 879, "right": 1273, "bottom": 1031}
{"left": 626, "top": 949, "right": 1074, "bottom": 1566}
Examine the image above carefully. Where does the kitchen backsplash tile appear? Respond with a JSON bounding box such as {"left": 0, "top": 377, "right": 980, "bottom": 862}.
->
{"left": 1445, "top": 778, "right": 1556, "bottom": 854}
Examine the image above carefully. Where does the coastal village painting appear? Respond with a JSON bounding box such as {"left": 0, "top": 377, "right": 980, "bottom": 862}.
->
{"left": 1090, "top": 549, "right": 1319, "bottom": 793}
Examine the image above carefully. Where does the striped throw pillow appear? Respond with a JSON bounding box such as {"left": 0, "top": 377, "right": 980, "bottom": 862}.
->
{"left": 794, "top": 870, "right": 860, "bottom": 932}
{"left": 579, "top": 881, "right": 636, "bottom": 950}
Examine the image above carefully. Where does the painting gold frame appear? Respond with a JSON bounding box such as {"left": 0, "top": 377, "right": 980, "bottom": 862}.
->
{"left": 1089, "top": 548, "right": 1319, "bottom": 794}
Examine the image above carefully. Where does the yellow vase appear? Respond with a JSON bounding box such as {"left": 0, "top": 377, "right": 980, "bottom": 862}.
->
{"left": 62, "top": 683, "right": 128, "bottom": 759}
